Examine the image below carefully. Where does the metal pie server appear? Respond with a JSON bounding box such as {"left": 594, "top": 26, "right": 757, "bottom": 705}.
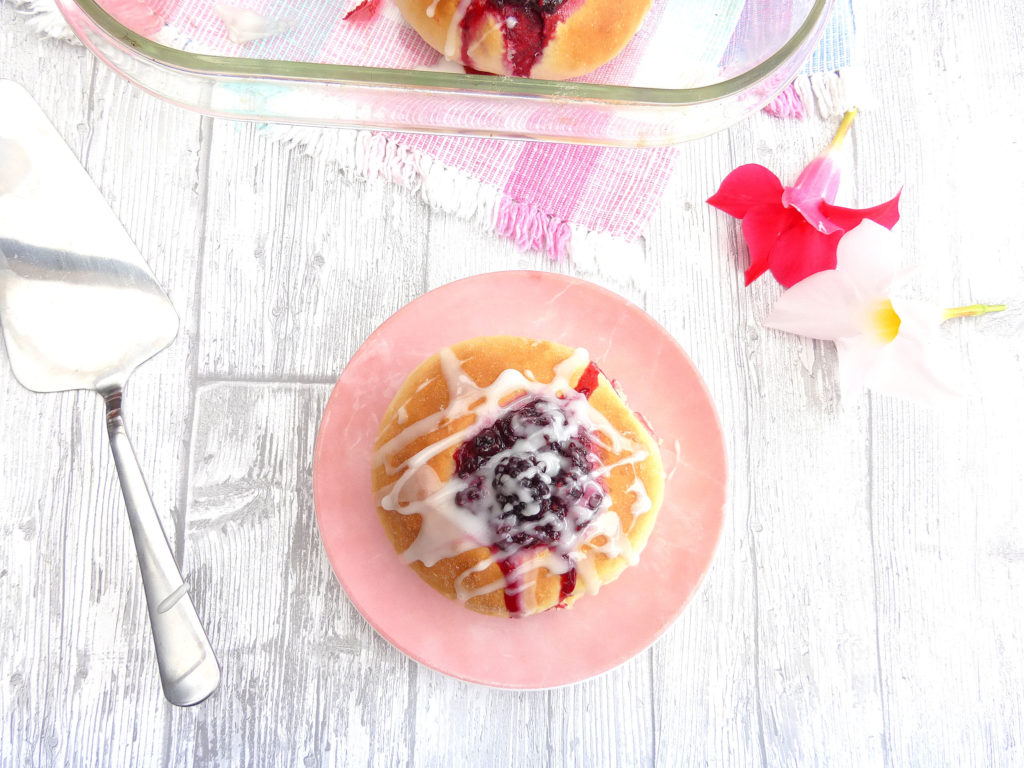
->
{"left": 0, "top": 81, "right": 220, "bottom": 706}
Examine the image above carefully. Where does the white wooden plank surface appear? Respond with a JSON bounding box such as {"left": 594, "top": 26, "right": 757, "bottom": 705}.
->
{"left": 2, "top": 0, "right": 1024, "bottom": 765}
{"left": 197, "top": 121, "right": 426, "bottom": 381}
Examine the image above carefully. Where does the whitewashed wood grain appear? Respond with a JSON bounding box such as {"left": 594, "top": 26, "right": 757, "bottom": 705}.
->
{"left": 2, "top": 0, "right": 1024, "bottom": 765}
{"left": 196, "top": 121, "right": 428, "bottom": 381}
{"left": 858, "top": 3, "right": 1024, "bottom": 765}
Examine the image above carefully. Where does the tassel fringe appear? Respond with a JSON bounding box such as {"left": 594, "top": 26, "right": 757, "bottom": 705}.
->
{"left": 766, "top": 68, "right": 868, "bottom": 120}
{"left": 269, "top": 125, "right": 639, "bottom": 265}
{"left": 10, "top": 0, "right": 80, "bottom": 40}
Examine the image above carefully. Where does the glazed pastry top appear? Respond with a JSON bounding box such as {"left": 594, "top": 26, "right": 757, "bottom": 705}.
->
{"left": 373, "top": 339, "right": 662, "bottom": 615}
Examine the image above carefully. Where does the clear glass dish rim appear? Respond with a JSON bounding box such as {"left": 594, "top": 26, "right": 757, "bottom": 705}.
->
{"left": 71, "top": 0, "right": 833, "bottom": 106}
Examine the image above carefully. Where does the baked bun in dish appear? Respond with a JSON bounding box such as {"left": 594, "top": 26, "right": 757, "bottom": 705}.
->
{"left": 393, "top": 0, "right": 653, "bottom": 79}
{"left": 371, "top": 335, "right": 664, "bottom": 618}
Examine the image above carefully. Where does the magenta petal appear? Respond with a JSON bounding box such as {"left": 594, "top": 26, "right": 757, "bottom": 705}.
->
{"left": 789, "top": 151, "right": 843, "bottom": 204}
{"left": 744, "top": 251, "right": 770, "bottom": 286}
{"left": 820, "top": 189, "right": 903, "bottom": 232}
{"left": 707, "top": 164, "right": 784, "bottom": 219}
{"left": 782, "top": 185, "right": 843, "bottom": 235}
{"left": 782, "top": 149, "right": 847, "bottom": 234}
{"left": 768, "top": 220, "right": 843, "bottom": 288}
{"left": 344, "top": 0, "right": 381, "bottom": 21}
{"left": 780, "top": 150, "right": 847, "bottom": 234}
{"left": 741, "top": 204, "right": 799, "bottom": 285}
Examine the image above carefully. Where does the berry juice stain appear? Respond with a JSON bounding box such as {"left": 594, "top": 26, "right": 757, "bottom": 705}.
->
{"left": 573, "top": 361, "right": 601, "bottom": 399}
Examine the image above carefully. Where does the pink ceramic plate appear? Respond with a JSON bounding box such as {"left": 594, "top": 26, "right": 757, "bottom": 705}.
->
{"left": 313, "top": 271, "right": 726, "bottom": 689}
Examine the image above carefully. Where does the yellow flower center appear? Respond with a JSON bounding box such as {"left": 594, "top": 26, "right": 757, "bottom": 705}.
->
{"left": 870, "top": 299, "right": 902, "bottom": 343}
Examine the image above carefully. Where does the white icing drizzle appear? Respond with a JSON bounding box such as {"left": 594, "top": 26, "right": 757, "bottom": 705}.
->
{"left": 465, "top": 20, "right": 505, "bottom": 60}
{"left": 374, "top": 345, "right": 654, "bottom": 611}
{"left": 425, "top": 0, "right": 441, "bottom": 18}
{"left": 454, "top": 554, "right": 503, "bottom": 601}
{"left": 592, "top": 452, "right": 649, "bottom": 480}
{"left": 575, "top": 556, "right": 602, "bottom": 595}
{"left": 627, "top": 476, "right": 653, "bottom": 517}
{"left": 443, "top": 0, "right": 472, "bottom": 59}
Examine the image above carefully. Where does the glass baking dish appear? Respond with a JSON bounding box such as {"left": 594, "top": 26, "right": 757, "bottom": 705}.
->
{"left": 56, "top": 0, "right": 833, "bottom": 146}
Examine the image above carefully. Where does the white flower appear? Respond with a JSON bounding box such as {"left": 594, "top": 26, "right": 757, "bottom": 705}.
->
{"left": 764, "top": 221, "right": 962, "bottom": 405}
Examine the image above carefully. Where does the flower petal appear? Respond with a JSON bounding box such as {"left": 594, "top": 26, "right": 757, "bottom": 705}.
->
{"left": 890, "top": 296, "right": 946, "bottom": 331}
{"left": 781, "top": 151, "right": 844, "bottom": 234}
{"left": 765, "top": 269, "right": 864, "bottom": 340}
{"left": 835, "top": 336, "right": 886, "bottom": 396}
{"left": 344, "top": 0, "right": 382, "bottom": 20}
{"left": 781, "top": 184, "right": 842, "bottom": 235}
{"left": 780, "top": 146, "right": 846, "bottom": 234}
{"left": 834, "top": 297, "right": 959, "bottom": 405}
{"left": 741, "top": 203, "right": 798, "bottom": 285}
{"left": 820, "top": 189, "right": 902, "bottom": 232}
{"left": 865, "top": 332, "right": 961, "bottom": 405}
{"left": 707, "top": 164, "right": 784, "bottom": 219}
{"left": 789, "top": 152, "right": 843, "bottom": 206}
{"left": 744, "top": 252, "right": 770, "bottom": 286}
{"left": 834, "top": 221, "right": 902, "bottom": 299}
{"left": 768, "top": 219, "right": 843, "bottom": 288}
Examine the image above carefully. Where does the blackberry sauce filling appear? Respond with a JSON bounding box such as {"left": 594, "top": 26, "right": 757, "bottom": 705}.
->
{"left": 459, "top": 0, "right": 571, "bottom": 77}
{"left": 452, "top": 380, "right": 605, "bottom": 615}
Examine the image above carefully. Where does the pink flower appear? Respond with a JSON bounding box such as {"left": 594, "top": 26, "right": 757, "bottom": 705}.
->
{"left": 708, "top": 109, "right": 902, "bottom": 288}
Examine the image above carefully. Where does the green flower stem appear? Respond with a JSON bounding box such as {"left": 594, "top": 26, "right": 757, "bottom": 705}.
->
{"left": 942, "top": 304, "right": 1007, "bottom": 321}
{"left": 828, "top": 108, "right": 859, "bottom": 151}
